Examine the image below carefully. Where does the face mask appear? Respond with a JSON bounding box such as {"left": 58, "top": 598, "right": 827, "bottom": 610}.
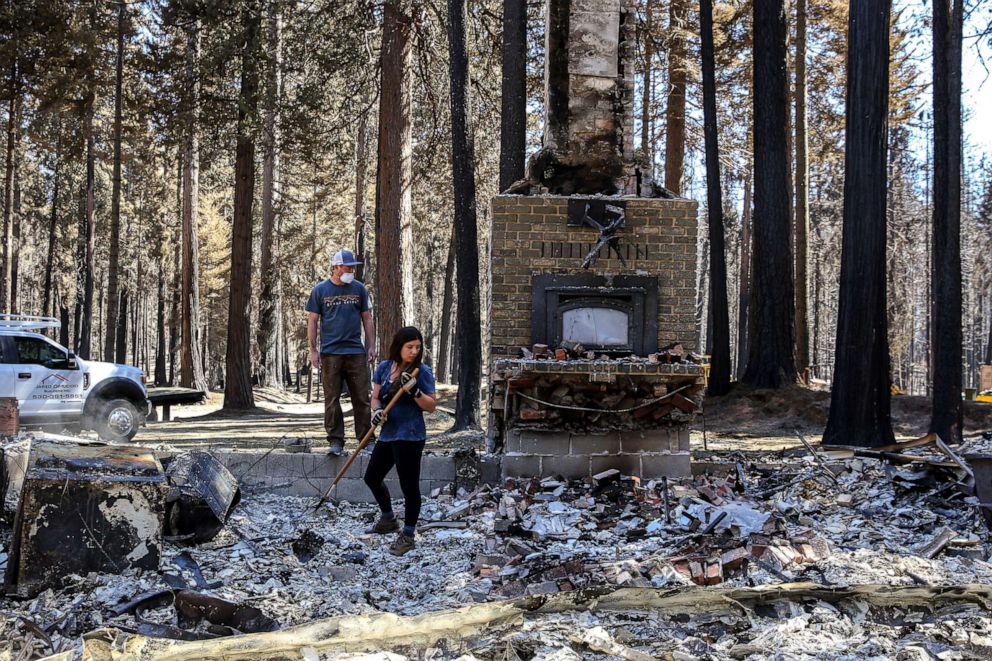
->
{"left": 339, "top": 272, "right": 355, "bottom": 284}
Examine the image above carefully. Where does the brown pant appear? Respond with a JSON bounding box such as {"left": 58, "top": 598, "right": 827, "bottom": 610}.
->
{"left": 320, "top": 353, "right": 373, "bottom": 446}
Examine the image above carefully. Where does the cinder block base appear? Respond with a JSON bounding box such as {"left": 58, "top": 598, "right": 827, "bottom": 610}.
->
{"left": 499, "top": 453, "right": 542, "bottom": 480}
{"left": 145, "top": 437, "right": 691, "bottom": 504}
{"left": 570, "top": 432, "right": 620, "bottom": 455}
{"left": 175, "top": 450, "right": 459, "bottom": 504}
{"left": 640, "top": 452, "right": 691, "bottom": 478}
{"left": 620, "top": 429, "right": 678, "bottom": 453}
{"left": 540, "top": 454, "right": 591, "bottom": 480}
{"left": 496, "top": 427, "right": 693, "bottom": 481}
{"left": 590, "top": 453, "right": 642, "bottom": 477}
{"left": 520, "top": 431, "right": 571, "bottom": 455}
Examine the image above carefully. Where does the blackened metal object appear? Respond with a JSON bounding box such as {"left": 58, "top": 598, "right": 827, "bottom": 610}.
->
{"left": 164, "top": 451, "right": 241, "bottom": 544}
{"left": 4, "top": 439, "right": 167, "bottom": 598}
{"left": 175, "top": 591, "right": 279, "bottom": 633}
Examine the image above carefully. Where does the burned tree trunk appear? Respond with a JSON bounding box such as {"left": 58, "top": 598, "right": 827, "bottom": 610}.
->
{"left": 640, "top": 0, "right": 654, "bottom": 162}
{"left": 448, "top": 0, "right": 482, "bottom": 429}
{"left": 43, "top": 132, "right": 61, "bottom": 318}
{"left": 736, "top": 172, "right": 752, "bottom": 379}
{"left": 742, "top": 0, "right": 795, "bottom": 388}
{"left": 224, "top": 1, "right": 261, "bottom": 410}
{"left": 1, "top": 62, "right": 17, "bottom": 313}
{"left": 701, "top": 0, "right": 730, "bottom": 396}
{"left": 437, "top": 224, "right": 456, "bottom": 383}
{"left": 77, "top": 96, "right": 96, "bottom": 359}
{"left": 258, "top": 5, "right": 283, "bottom": 389}
{"left": 9, "top": 102, "right": 21, "bottom": 313}
{"left": 986, "top": 305, "right": 992, "bottom": 365}
{"left": 181, "top": 23, "right": 207, "bottom": 393}
{"left": 663, "top": 0, "right": 687, "bottom": 195}
{"left": 929, "top": 0, "right": 964, "bottom": 444}
{"left": 104, "top": 3, "right": 126, "bottom": 363}
{"left": 115, "top": 289, "right": 128, "bottom": 365}
{"left": 156, "top": 256, "right": 167, "bottom": 385}
{"left": 169, "top": 193, "right": 181, "bottom": 385}
{"left": 132, "top": 213, "right": 143, "bottom": 368}
{"left": 59, "top": 294, "right": 69, "bottom": 347}
{"left": 499, "top": 0, "right": 527, "bottom": 192}
{"left": 353, "top": 101, "right": 371, "bottom": 283}
{"left": 794, "top": 0, "right": 810, "bottom": 375}
{"left": 374, "top": 0, "right": 414, "bottom": 357}
{"left": 823, "top": 0, "right": 894, "bottom": 448}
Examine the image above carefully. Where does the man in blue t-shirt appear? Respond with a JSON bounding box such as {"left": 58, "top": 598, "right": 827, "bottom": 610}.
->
{"left": 305, "top": 249, "right": 377, "bottom": 455}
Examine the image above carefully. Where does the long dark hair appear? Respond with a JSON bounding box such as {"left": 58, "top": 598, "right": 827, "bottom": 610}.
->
{"left": 388, "top": 326, "right": 424, "bottom": 370}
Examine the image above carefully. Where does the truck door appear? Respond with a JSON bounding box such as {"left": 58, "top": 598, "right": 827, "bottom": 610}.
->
{"left": 0, "top": 338, "right": 16, "bottom": 398}
{"left": 9, "top": 336, "right": 86, "bottom": 423}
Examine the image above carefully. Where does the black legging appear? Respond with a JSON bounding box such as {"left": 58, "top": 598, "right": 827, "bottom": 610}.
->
{"left": 363, "top": 439, "right": 426, "bottom": 530}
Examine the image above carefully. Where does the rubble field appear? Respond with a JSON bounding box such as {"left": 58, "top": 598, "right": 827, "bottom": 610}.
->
{"left": 3, "top": 433, "right": 992, "bottom": 660}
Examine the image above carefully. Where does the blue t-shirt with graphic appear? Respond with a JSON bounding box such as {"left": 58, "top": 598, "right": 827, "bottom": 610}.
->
{"left": 305, "top": 279, "right": 371, "bottom": 355}
{"left": 373, "top": 361, "right": 436, "bottom": 442}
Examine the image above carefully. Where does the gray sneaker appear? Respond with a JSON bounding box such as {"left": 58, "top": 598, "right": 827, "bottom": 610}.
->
{"left": 389, "top": 533, "right": 416, "bottom": 556}
{"left": 327, "top": 440, "right": 344, "bottom": 456}
{"left": 367, "top": 516, "right": 401, "bottom": 534}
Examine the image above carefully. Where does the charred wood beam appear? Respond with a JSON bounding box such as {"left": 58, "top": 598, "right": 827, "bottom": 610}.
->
{"left": 76, "top": 583, "right": 992, "bottom": 660}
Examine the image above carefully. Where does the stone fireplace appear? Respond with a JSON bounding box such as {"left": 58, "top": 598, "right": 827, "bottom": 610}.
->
{"left": 487, "top": 0, "right": 702, "bottom": 481}
{"left": 490, "top": 197, "right": 698, "bottom": 357}
{"left": 487, "top": 195, "right": 702, "bottom": 480}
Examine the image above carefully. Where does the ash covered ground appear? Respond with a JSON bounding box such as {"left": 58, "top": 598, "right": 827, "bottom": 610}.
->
{"left": 3, "top": 435, "right": 992, "bottom": 660}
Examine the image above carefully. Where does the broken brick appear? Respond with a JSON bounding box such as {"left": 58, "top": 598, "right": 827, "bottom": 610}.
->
{"left": 720, "top": 547, "right": 750, "bottom": 571}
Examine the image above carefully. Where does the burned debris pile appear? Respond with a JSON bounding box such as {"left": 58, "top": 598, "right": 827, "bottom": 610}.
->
{"left": 2, "top": 431, "right": 992, "bottom": 659}
{"left": 448, "top": 468, "right": 832, "bottom": 596}
{"left": 0, "top": 436, "right": 242, "bottom": 597}
{"left": 491, "top": 343, "right": 705, "bottom": 435}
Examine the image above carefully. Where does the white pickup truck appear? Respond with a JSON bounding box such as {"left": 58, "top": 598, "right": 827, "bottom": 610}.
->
{"left": 0, "top": 315, "right": 150, "bottom": 441}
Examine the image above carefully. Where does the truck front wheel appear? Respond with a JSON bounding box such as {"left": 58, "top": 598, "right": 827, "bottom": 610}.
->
{"left": 96, "top": 398, "right": 143, "bottom": 442}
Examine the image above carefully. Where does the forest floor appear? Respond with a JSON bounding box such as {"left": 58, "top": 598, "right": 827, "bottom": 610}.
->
{"left": 137, "top": 383, "right": 484, "bottom": 452}
{"left": 136, "top": 382, "right": 992, "bottom": 453}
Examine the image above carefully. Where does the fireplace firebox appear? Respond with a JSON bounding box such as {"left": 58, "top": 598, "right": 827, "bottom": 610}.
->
{"left": 531, "top": 274, "right": 658, "bottom": 356}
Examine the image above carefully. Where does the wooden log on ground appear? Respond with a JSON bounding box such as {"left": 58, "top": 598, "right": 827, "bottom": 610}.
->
{"left": 59, "top": 583, "right": 992, "bottom": 661}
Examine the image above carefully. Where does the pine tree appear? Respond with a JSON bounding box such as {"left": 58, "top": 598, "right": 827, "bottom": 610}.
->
{"left": 823, "top": 0, "right": 895, "bottom": 448}
{"left": 743, "top": 0, "right": 795, "bottom": 388}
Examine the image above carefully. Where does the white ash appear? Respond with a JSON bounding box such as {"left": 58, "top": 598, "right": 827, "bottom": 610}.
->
{"left": 3, "top": 443, "right": 992, "bottom": 660}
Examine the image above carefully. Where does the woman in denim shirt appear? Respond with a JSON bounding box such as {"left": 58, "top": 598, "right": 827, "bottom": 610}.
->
{"left": 364, "top": 326, "right": 436, "bottom": 555}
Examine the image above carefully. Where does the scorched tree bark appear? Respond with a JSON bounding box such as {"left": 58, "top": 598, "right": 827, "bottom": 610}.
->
{"left": 663, "top": 0, "right": 687, "bottom": 194}
{"left": 701, "top": 0, "right": 730, "bottom": 396}
{"left": 823, "top": 0, "right": 895, "bottom": 448}
{"left": 499, "top": 0, "right": 526, "bottom": 192}
{"left": 104, "top": 3, "right": 126, "bottom": 362}
{"left": 258, "top": 3, "right": 283, "bottom": 389}
{"left": 929, "top": 0, "right": 964, "bottom": 444}
{"left": 374, "top": 0, "right": 413, "bottom": 357}
{"left": 181, "top": 21, "right": 207, "bottom": 393}
{"left": 447, "top": 0, "right": 481, "bottom": 429}
{"left": 742, "top": 0, "right": 795, "bottom": 388}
